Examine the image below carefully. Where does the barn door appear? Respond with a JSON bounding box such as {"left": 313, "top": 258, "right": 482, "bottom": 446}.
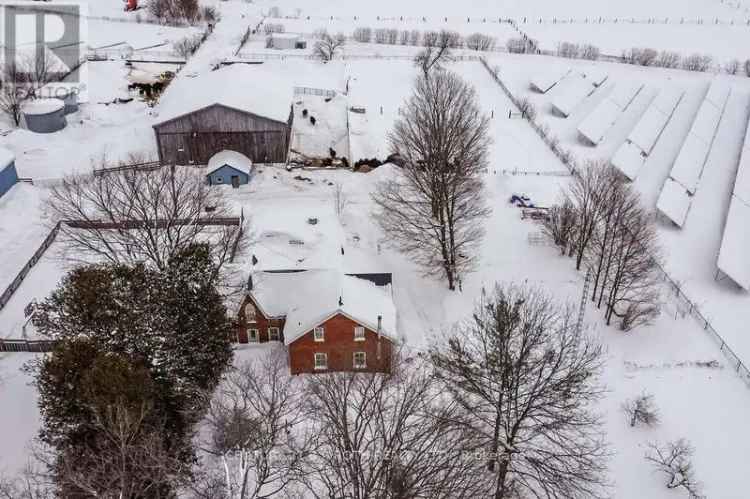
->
{"left": 231, "top": 176, "right": 240, "bottom": 188}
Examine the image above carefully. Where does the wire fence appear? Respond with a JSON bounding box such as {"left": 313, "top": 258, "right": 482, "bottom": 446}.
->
{"left": 267, "top": 13, "right": 750, "bottom": 26}
{"left": 478, "top": 56, "right": 750, "bottom": 387}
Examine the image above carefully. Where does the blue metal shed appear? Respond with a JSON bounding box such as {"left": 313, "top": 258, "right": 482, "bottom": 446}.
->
{"left": 206, "top": 150, "right": 254, "bottom": 188}
{"left": 0, "top": 148, "right": 18, "bottom": 199}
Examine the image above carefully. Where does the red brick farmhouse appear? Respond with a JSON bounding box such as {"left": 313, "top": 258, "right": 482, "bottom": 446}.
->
{"left": 236, "top": 270, "right": 398, "bottom": 375}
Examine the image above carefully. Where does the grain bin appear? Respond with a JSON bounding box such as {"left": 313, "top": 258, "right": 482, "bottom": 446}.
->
{"left": 22, "top": 99, "right": 67, "bottom": 133}
{"left": 42, "top": 83, "right": 79, "bottom": 114}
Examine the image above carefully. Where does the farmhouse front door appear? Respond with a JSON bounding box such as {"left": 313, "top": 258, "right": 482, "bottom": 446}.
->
{"left": 231, "top": 175, "right": 240, "bottom": 188}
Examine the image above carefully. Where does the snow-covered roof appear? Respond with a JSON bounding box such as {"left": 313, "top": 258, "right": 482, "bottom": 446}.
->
{"left": 247, "top": 269, "right": 397, "bottom": 345}
{"left": 0, "top": 147, "right": 15, "bottom": 168}
{"left": 529, "top": 67, "right": 570, "bottom": 94}
{"left": 551, "top": 74, "right": 597, "bottom": 118}
{"left": 627, "top": 87, "right": 684, "bottom": 156}
{"left": 666, "top": 80, "right": 729, "bottom": 195}
{"left": 22, "top": 98, "right": 65, "bottom": 115}
{"left": 271, "top": 33, "right": 302, "bottom": 40}
{"left": 583, "top": 68, "right": 608, "bottom": 87}
{"left": 154, "top": 64, "right": 295, "bottom": 126}
{"left": 717, "top": 196, "right": 750, "bottom": 290}
{"left": 207, "top": 150, "right": 253, "bottom": 175}
{"left": 733, "top": 119, "right": 750, "bottom": 206}
{"left": 611, "top": 141, "right": 645, "bottom": 181}
{"left": 656, "top": 178, "right": 692, "bottom": 227}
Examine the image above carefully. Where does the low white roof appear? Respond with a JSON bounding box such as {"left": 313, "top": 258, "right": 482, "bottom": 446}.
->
{"left": 0, "top": 147, "right": 14, "bottom": 168}
{"left": 717, "top": 196, "right": 750, "bottom": 290}
{"left": 271, "top": 33, "right": 302, "bottom": 40}
{"left": 657, "top": 178, "right": 692, "bottom": 227}
{"left": 551, "top": 74, "right": 595, "bottom": 117}
{"left": 627, "top": 87, "right": 684, "bottom": 155}
{"left": 248, "top": 269, "right": 397, "bottom": 345}
{"left": 611, "top": 141, "right": 645, "bottom": 181}
{"left": 22, "top": 98, "right": 65, "bottom": 115}
{"left": 530, "top": 67, "right": 570, "bottom": 94}
{"left": 733, "top": 118, "right": 750, "bottom": 205}
{"left": 207, "top": 150, "right": 253, "bottom": 175}
{"left": 155, "top": 64, "right": 294, "bottom": 126}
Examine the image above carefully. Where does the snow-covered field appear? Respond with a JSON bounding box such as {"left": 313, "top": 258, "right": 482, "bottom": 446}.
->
{"left": 3, "top": 1, "right": 750, "bottom": 496}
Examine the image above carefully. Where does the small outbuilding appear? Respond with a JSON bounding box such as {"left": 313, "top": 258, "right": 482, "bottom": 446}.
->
{"left": 0, "top": 148, "right": 18, "bottom": 199}
{"left": 206, "top": 150, "right": 254, "bottom": 187}
{"left": 22, "top": 99, "right": 67, "bottom": 133}
{"left": 267, "top": 33, "right": 306, "bottom": 50}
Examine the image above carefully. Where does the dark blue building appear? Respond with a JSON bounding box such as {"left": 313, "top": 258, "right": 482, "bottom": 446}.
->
{"left": 0, "top": 148, "right": 18, "bottom": 199}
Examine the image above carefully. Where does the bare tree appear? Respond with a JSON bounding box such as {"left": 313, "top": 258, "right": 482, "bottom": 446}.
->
{"left": 465, "top": 33, "right": 496, "bottom": 52}
{"left": 313, "top": 31, "right": 346, "bottom": 62}
{"left": 682, "top": 54, "right": 713, "bottom": 72}
{"left": 542, "top": 198, "right": 578, "bottom": 255}
{"left": 301, "top": 353, "right": 489, "bottom": 499}
{"left": 54, "top": 403, "right": 189, "bottom": 498}
{"left": 645, "top": 439, "right": 703, "bottom": 498}
{"left": 194, "top": 346, "right": 310, "bottom": 499}
{"left": 567, "top": 161, "right": 615, "bottom": 270}
{"left": 557, "top": 41, "right": 581, "bottom": 58}
{"left": 414, "top": 30, "right": 457, "bottom": 76}
{"left": 332, "top": 182, "right": 349, "bottom": 219}
{"left": 0, "top": 463, "right": 54, "bottom": 499}
{"left": 372, "top": 70, "right": 490, "bottom": 290}
{"left": 353, "top": 27, "right": 373, "bottom": 43}
{"left": 621, "top": 393, "right": 660, "bottom": 427}
{"left": 430, "top": 283, "right": 609, "bottom": 499}
{"left": 0, "top": 61, "right": 27, "bottom": 126}
{"left": 598, "top": 206, "right": 661, "bottom": 330}
{"left": 724, "top": 59, "right": 740, "bottom": 75}
{"left": 657, "top": 50, "right": 682, "bottom": 68}
{"left": 46, "top": 160, "right": 245, "bottom": 276}
{"left": 581, "top": 44, "right": 601, "bottom": 60}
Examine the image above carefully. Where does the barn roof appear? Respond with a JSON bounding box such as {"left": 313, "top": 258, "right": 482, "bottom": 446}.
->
{"left": 247, "top": 269, "right": 398, "bottom": 345}
{"left": 207, "top": 150, "right": 253, "bottom": 176}
{"left": 154, "top": 64, "right": 294, "bottom": 126}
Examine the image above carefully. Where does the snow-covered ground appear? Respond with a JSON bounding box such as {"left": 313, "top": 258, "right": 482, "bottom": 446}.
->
{"left": 3, "top": 1, "right": 750, "bottom": 496}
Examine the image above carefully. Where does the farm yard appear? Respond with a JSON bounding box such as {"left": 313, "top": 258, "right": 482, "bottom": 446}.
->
{"left": 3, "top": 0, "right": 750, "bottom": 497}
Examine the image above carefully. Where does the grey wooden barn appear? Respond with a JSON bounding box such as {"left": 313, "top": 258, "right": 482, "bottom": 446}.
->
{"left": 153, "top": 65, "right": 294, "bottom": 166}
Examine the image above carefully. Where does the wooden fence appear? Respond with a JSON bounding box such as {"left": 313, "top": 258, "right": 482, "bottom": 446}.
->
{"left": 92, "top": 161, "right": 163, "bottom": 176}
{"left": 0, "top": 222, "right": 62, "bottom": 312}
{"left": 0, "top": 339, "right": 57, "bottom": 353}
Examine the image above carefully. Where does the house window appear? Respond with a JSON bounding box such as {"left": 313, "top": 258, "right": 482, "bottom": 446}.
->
{"left": 354, "top": 326, "right": 365, "bottom": 342}
{"left": 268, "top": 327, "right": 280, "bottom": 341}
{"left": 353, "top": 352, "right": 366, "bottom": 369}
{"left": 314, "top": 327, "right": 325, "bottom": 342}
{"left": 248, "top": 329, "right": 259, "bottom": 342}
{"left": 216, "top": 176, "right": 223, "bottom": 184}
{"left": 245, "top": 303, "right": 257, "bottom": 323}
{"left": 314, "top": 352, "right": 328, "bottom": 370}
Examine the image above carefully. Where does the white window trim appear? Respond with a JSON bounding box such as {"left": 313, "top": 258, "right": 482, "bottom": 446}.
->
{"left": 314, "top": 327, "right": 325, "bottom": 342}
{"left": 216, "top": 176, "right": 223, "bottom": 184}
{"left": 245, "top": 303, "right": 257, "bottom": 323}
{"left": 354, "top": 326, "right": 366, "bottom": 342}
{"left": 314, "top": 352, "right": 328, "bottom": 370}
{"left": 248, "top": 328, "right": 259, "bottom": 342}
{"left": 268, "top": 327, "right": 280, "bottom": 341}
{"left": 353, "top": 351, "right": 366, "bottom": 369}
